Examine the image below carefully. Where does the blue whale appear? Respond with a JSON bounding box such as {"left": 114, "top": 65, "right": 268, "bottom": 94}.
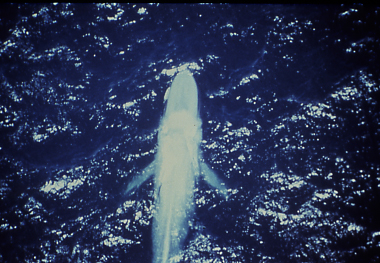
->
{"left": 126, "top": 69, "right": 227, "bottom": 263}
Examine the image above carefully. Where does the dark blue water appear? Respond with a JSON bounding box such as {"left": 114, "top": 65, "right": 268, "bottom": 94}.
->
{"left": 1, "top": 3, "right": 379, "bottom": 262}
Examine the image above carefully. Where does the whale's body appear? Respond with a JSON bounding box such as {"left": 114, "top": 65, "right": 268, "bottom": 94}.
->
{"left": 126, "top": 70, "right": 227, "bottom": 263}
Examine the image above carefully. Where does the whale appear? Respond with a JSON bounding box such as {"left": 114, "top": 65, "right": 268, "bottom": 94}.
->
{"left": 125, "top": 69, "right": 228, "bottom": 263}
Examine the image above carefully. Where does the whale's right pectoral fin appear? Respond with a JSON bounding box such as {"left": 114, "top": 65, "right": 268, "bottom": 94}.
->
{"left": 125, "top": 160, "right": 156, "bottom": 195}
{"left": 200, "top": 162, "right": 229, "bottom": 200}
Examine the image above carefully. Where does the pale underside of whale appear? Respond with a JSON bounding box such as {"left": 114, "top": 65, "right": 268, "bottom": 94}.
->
{"left": 125, "top": 69, "right": 228, "bottom": 263}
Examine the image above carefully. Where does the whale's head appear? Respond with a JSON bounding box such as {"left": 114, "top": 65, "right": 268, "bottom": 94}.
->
{"left": 164, "top": 70, "right": 198, "bottom": 120}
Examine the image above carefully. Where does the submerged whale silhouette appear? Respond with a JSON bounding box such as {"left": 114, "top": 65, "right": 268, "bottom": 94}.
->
{"left": 125, "top": 69, "right": 227, "bottom": 263}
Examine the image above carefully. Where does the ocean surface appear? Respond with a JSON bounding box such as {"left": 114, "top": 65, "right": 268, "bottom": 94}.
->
{"left": 1, "top": 3, "right": 379, "bottom": 262}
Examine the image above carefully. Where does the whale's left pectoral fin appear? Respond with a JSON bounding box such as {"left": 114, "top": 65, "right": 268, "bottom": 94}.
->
{"left": 125, "top": 160, "right": 156, "bottom": 195}
{"left": 200, "top": 162, "right": 229, "bottom": 200}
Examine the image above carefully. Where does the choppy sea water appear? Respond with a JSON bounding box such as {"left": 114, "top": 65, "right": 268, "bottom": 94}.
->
{"left": 1, "top": 3, "right": 379, "bottom": 262}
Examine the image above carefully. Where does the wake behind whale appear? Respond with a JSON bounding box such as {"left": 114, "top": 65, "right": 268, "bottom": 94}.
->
{"left": 125, "top": 69, "right": 227, "bottom": 263}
